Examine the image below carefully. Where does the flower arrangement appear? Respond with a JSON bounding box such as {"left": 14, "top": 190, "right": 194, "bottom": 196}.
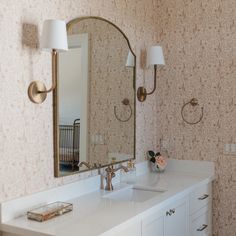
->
{"left": 147, "top": 150, "right": 167, "bottom": 172}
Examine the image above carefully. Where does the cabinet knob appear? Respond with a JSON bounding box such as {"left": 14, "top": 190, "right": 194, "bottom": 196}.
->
{"left": 166, "top": 211, "right": 171, "bottom": 216}
{"left": 166, "top": 209, "right": 175, "bottom": 216}
{"left": 197, "top": 224, "right": 208, "bottom": 231}
{"left": 198, "top": 194, "right": 209, "bottom": 200}
{"left": 170, "top": 208, "right": 175, "bottom": 214}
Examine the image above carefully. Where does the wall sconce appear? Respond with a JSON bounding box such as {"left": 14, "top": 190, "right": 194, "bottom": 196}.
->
{"left": 28, "top": 19, "right": 68, "bottom": 104}
{"left": 126, "top": 50, "right": 135, "bottom": 67}
{"left": 137, "top": 46, "right": 165, "bottom": 102}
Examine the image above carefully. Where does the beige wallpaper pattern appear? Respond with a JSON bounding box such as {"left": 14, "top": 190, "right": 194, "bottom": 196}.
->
{"left": 68, "top": 19, "right": 134, "bottom": 165}
{"left": 0, "top": 0, "right": 235, "bottom": 235}
{"left": 155, "top": 0, "right": 236, "bottom": 235}
{"left": 0, "top": 0, "right": 158, "bottom": 199}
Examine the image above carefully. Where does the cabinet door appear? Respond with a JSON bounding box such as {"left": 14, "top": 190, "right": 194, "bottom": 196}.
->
{"left": 164, "top": 197, "right": 189, "bottom": 236}
{"left": 108, "top": 219, "right": 141, "bottom": 236}
{"left": 142, "top": 210, "right": 165, "bottom": 236}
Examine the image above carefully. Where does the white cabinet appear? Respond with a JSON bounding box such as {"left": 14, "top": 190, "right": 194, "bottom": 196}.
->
{"left": 165, "top": 197, "right": 189, "bottom": 236}
{"left": 142, "top": 209, "right": 164, "bottom": 236}
{"left": 103, "top": 219, "right": 141, "bottom": 236}
{"left": 142, "top": 197, "right": 189, "bottom": 236}
{"left": 142, "top": 182, "right": 212, "bottom": 236}
{"left": 190, "top": 182, "right": 212, "bottom": 236}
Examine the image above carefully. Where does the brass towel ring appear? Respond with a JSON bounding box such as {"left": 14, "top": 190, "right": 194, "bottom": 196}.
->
{"left": 114, "top": 98, "right": 132, "bottom": 122}
{"left": 181, "top": 98, "right": 204, "bottom": 125}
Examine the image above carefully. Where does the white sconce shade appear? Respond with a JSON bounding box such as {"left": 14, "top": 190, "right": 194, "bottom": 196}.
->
{"left": 126, "top": 50, "right": 135, "bottom": 67}
{"left": 41, "top": 19, "right": 68, "bottom": 52}
{"left": 148, "top": 46, "right": 165, "bottom": 66}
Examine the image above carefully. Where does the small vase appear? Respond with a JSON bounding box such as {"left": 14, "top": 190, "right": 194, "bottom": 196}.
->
{"left": 150, "top": 162, "right": 165, "bottom": 173}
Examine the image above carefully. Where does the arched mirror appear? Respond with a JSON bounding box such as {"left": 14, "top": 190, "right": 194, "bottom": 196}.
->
{"left": 54, "top": 16, "right": 136, "bottom": 177}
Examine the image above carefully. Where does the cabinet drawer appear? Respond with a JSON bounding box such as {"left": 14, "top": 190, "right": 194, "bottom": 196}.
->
{"left": 190, "top": 206, "right": 212, "bottom": 236}
{"left": 190, "top": 183, "right": 211, "bottom": 214}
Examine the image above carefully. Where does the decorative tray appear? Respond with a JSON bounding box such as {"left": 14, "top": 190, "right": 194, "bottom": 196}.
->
{"left": 27, "top": 201, "right": 73, "bottom": 222}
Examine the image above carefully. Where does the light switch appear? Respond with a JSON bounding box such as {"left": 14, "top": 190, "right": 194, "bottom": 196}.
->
{"left": 224, "top": 143, "right": 236, "bottom": 156}
{"left": 231, "top": 144, "right": 236, "bottom": 153}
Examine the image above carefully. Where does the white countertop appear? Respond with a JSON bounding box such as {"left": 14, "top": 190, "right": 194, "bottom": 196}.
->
{"left": 0, "top": 159, "right": 215, "bottom": 236}
{"left": 1, "top": 160, "right": 214, "bottom": 236}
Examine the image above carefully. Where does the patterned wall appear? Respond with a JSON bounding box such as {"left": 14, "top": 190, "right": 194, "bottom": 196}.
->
{"left": 0, "top": 0, "right": 235, "bottom": 235}
{"left": 155, "top": 0, "right": 236, "bottom": 235}
{"left": 68, "top": 19, "right": 135, "bottom": 166}
{"left": 0, "top": 0, "right": 158, "bottom": 200}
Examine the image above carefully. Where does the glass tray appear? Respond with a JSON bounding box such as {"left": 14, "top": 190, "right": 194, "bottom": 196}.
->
{"left": 27, "top": 201, "right": 73, "bottom": 222}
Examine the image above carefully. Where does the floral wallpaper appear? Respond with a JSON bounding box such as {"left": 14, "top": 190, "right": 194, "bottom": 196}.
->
{"left": 0, "top": 0, "right": 158, "bottom": 200}
{"left": 0, "top": 0, "right": 235, "bottom": 235}
{"left": 155, "top": 0, "right": 236, "bottom": 235}
{"left": 68, "top": 19, "right": 135, "bottom": 166}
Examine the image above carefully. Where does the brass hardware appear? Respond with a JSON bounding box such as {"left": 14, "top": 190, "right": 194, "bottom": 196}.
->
{"left": 137, "top": 64, "right": 157, "bottom": 102}
{"left": 105, "top": 165, "right": 129, "bottom": 191}
{"left": 198, "top": 194, "right": 209, "bottom": 200}
{"left": 197, "top": 224, "right": 208, "bottom": 231}
{"left": 181, "top": 98, "right": 204, "bottom": 125}
{"left": 114, "top": 98, "right": 132, "bottom": 122}
{"left": 28, "top": 49, "right": 58, "bottom": 104}
{"left": 137, "top": 87, "right": 147, "bottom": 103}
{"left": 127, "top": 160, "right": 135, "bottom": 169}
{"left": 54, "top": 16, "right": 136, "bottom": 177}
{"left": 28, "top": 81, "right": 47, "bottom": 104}
{"left": 78, "top": 161, "right": 91, "bottom": 169}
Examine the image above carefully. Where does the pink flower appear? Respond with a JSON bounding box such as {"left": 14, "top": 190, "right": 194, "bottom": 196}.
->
{"left": 155, "top": 155, "right": 167, "bottom": 170}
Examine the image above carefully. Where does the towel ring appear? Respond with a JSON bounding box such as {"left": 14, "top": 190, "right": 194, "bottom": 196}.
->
{"left": 181, "top": 98, "right": 204, "bottom": 125}
{"left": 114, "top": 98, "right": 132, "bottom": 122}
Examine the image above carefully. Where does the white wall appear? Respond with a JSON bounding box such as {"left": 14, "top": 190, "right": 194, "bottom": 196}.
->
{"left": 59, "top": 48, "right": 82, "bottom": 125}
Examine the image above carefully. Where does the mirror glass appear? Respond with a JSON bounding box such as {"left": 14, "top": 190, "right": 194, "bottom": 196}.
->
{"left": 54, "top": 17, "right": 136, "bottom": 177}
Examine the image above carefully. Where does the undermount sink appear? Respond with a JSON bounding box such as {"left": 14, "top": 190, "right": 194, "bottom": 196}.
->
{"left": 103, "top": 186, "right": 166, "bottom": 203}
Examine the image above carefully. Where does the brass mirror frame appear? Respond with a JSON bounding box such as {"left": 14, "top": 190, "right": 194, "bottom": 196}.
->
{"left": 54, "top": 16, "right": 136, "bottom": 177}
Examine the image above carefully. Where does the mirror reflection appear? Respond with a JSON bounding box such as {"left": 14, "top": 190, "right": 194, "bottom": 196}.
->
{"left": 55, "top": 17, "right": 136, "bottom": 177}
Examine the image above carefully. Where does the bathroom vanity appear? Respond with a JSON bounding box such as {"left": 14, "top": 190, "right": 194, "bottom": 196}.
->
{"left": 0, "top": 17, "right": 214, "bottom": 236}
{"left": 0, "top": 159, "right": 215, "bottom": 236}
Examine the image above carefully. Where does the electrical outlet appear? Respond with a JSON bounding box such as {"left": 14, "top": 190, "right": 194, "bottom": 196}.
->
{"left": 224, "top": 143, "right": 236, "bottom": 156}
{"left": 91, "top": 134, "right": 105, "bottom": 145}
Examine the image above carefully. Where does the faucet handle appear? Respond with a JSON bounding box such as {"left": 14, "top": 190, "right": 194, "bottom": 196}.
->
{"left": 105, "top": 166, "right": 116, "bottom": 178}
{"left": 105, "top": 165, "right": 113, "bottom": 173}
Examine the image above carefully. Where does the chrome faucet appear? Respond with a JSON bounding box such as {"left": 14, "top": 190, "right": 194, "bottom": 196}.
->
{"left": 105, "top": 165, "right": 129, "bottom": 191}
{"left": 78, "top": 161, "right": 91, "bottom": 169}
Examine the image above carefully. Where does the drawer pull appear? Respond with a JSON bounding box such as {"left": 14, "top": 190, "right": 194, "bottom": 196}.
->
{"left": 198, "top": 194, "right": 209, "bottom": 200}
{"left": 197, "top": 224, "right": 208, "bottom": 231}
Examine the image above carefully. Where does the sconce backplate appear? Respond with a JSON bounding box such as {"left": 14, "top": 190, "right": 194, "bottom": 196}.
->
{"left": 137, "top": 87, "right": 147, "bottom": 102}
{"left": 28, "top": 81, "right": 47, "bottom": 104}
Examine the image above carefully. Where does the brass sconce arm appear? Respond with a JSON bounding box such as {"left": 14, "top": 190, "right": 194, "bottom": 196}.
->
{"left": 137, "top": 45, "right": 165, "bottom": 102}
{"left": 28, "top": 19, "right": 68, "bottom": 104}
{"left": 146, "top": 64, "right": 157, "bottom": 95}
{"left": 40, "top": 49, "right": 57, "bottom": 93}
{"left": 137, "top": 64, "right": 157, "bottom": 102}
{"left": 28, "top": 49, "right": 58, "bottom": 103}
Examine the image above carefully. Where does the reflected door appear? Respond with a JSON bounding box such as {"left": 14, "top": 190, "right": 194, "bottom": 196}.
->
{"left": 58, "top": 34, "right": 88, "bottom": 175}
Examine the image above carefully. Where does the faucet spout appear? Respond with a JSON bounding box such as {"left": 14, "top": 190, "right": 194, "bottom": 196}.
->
{"left": 78, "top": 161, "right": 91, "bottom": 169}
